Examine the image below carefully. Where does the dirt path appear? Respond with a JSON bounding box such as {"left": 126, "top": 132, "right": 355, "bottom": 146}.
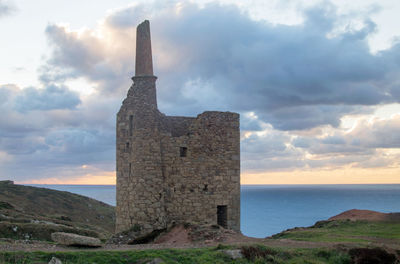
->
{"left": 0, "top": 237, "right": 392, "bottom": 253}
{"left": 2, "top": 216, "right": 400, "bottom": 253}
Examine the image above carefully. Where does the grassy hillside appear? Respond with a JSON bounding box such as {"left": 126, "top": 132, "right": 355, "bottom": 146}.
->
{"left": 271, "top": 219, "right": 400, "bottom": 244}
{"left": 0, "top": 181, "right": 115, "bottom": 240}
{"left": 0, "top": 245, "right": 352, "bottom": 264}
{"left": 0, "top": 182, "right": 399, "bottom": 263}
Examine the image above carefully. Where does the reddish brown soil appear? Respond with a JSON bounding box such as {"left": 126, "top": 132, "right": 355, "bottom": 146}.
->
{"left": 329, "top": 209, "right": 400, "bottom": 221}
{"left": 154, "top": 225, "right": 191, "bottom": 245}
{"left": 154, "top": 224, "right": 260, "bottom": 246}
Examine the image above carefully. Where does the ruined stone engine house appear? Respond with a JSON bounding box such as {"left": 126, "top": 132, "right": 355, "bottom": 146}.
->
{"left": 116, "top": 20, "right": 240, "bottom": 235}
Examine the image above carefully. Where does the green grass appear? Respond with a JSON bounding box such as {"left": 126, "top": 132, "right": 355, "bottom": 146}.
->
{"left": 0, "top": 245, "right": 351, "bottom": 264}
{"left": 272, "top": 220, "right": 400, "bottom": 243}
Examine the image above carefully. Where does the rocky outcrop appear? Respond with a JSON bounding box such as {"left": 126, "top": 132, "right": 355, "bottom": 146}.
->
{"left": 51, "top": 232, "right": 101, "bottom": 247}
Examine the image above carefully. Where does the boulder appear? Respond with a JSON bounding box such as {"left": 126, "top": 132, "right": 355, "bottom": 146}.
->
{"left": 48, "top": 257, "right": 62, "bottom": 264}
{"left": 221, "top": 249, "right": 243, "bottom": 259}
{"left": 51, "top": 232, "right": 101, "bottom": 247}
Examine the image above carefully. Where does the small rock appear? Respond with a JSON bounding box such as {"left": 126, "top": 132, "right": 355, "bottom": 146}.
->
{"left": 146, "top": 258, "right": 164, "bottom": 264}
{"left": 48, "top": 257, "right": 62, "bottom": 264}
{"left": 222, "top": 249, "right": 243, "bottom": 259}
{"left": 51, "top": 232, "right": 101, "bottom": 247}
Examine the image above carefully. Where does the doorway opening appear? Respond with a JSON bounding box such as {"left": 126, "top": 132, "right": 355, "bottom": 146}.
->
{"left": 217, "top": 205, "right": 227, "bottom": 228}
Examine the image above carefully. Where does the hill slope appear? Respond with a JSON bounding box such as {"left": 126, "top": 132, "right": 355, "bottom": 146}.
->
{"left": 329, "top": 209, "right": 400, "bottom": 221}
{"left": 271, "top": 209, "right": 400, "bottom": 246}
{"left": 0, "top": 181, "right": 115, "bottom": 241}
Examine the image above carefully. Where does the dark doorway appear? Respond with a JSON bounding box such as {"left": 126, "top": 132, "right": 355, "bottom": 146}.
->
{"left": 217, "top": 205, "right": 227, "bottom": 228}
{"left": 180, "top": 147, "right": 187, "bottom": 157}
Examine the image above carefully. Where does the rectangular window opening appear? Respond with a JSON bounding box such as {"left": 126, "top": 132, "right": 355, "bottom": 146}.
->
{"left": 129, "top": 115, "right": 133, "bottom": 136}
{"left": 217, "top": 205, "right": 228, "bottom": 228}
{"left": 125, "top": 142, "right": 130, "bottom": 152}
{"left": 180, "top": 147, "right": 187, "bottom": 157}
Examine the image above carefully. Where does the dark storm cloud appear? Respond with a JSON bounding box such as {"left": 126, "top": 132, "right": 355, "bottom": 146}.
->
{"left": 154, "top": 3, "right": 394, "bottom": 128}
{"left": 147, "top": 2, "right": 393, "bottom": 123}
{"left": 42, "top": 2, "right": 400, "bottom": 130}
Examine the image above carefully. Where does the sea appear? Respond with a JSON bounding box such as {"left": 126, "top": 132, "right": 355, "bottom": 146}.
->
{"left": 25, "top": 184, "right": 400, "bottom": 238}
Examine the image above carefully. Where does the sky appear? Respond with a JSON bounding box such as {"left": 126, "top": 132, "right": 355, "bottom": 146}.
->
{"left": 1, "top": 0, "right": 400, "bottom": 184}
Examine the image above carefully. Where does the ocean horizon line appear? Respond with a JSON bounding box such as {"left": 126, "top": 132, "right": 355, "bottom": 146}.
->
{"left": 19, "top": 183, "right": 400, "bottom": 186}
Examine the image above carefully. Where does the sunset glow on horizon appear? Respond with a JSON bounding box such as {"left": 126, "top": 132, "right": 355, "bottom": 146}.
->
{"left": 16, "top": 167, "right": 400, "bottom": 185}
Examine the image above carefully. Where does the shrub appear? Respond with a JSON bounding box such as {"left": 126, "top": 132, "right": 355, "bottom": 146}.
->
{"left": 241, "top": 245, "right": 277, "bottom": 261}
{"left": 349, "top": 247, "right": 397, "bottom": 264}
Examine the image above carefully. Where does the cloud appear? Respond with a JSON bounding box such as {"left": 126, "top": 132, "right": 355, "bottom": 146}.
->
{"left": 286, "top": 114, "right": 400, "bottom": 170}
{"left": 0, "top": 84, "right": 81, "bottom": 138}
{"left": 0, "top": 84, "right": 116, "bottom": 182}
{"left": 259, "top": 105, "right": 373, "bottom": 131}
{"left": 0, "top": 0, "right": 15, "bottom": 18}
{"left": 45, "top": 128, "right": 114, "bottom": 155}
{"left": 40, "top": 1, "right": 400, "bottom": 131}
{"left": 13, "top": 85, "right": 80, "bottom": 112}
{"left": 347, "top": 116, "right": 400, "bottom": 149}
{"left": 41, "top": 23, "right": 133, "bottom": 96}
{"left": 300, "top": 115, "right": 400, "bottom": 153}
{"left": 3, "top": 1, "right": 400, "bottom": 182}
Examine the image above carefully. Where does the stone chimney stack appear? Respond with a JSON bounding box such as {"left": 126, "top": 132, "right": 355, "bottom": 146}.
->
{"left": 135, "top": 20, "right": 153, "bottom": 76}
{"left": 127, "top": 20, "right": 158, "bottom": 109}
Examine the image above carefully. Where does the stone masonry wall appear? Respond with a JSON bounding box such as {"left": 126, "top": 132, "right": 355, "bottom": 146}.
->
{"left": 160, "top": 111, "right": 240, "bottom": 231}
{"left": 116, "top": 77, "right": 166, "bottom": 234}
{"left": 117, "top": 89, "right": 240, "bottom": 233}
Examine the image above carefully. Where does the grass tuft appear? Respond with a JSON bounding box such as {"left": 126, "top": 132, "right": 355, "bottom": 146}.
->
{"left": 240, "top": 244, "right": 277, "bottom": 261}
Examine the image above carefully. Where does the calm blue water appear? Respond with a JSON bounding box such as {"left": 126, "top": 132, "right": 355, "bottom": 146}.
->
{"left": 25, "top": 184, "right": 400, "bottom": 238}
